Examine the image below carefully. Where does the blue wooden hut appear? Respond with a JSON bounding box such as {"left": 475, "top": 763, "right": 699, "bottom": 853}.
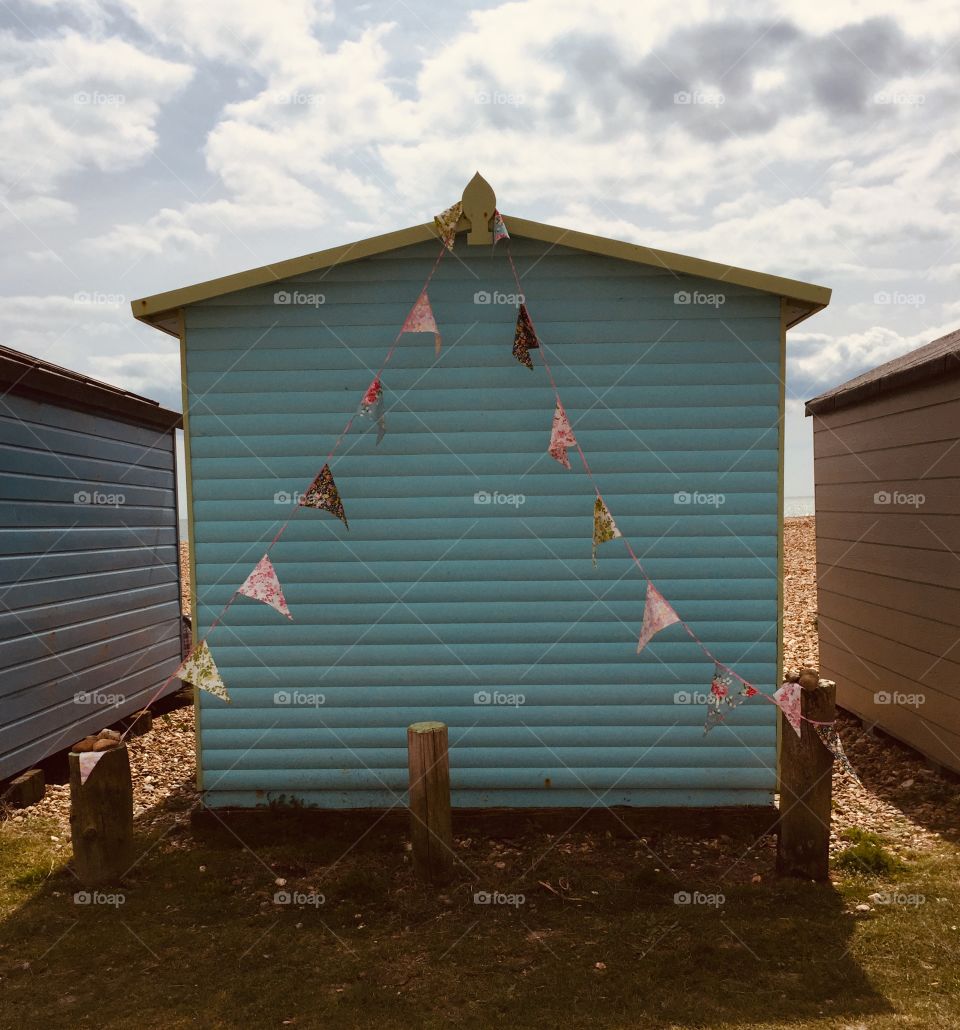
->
{"left": 133, "top": 175, "right": 830, "bottom": 810}
{"left": 0, "top": 346, "right": 183, "bottom": 781}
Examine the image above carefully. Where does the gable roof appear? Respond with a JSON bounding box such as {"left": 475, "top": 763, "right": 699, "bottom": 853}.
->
{"left": 0, "top": 345, "right": 181, "bottom": 431}
{"left": 131, "top": 214, "right": 831, "bottom": 337}
{"left": 805, "top": 328, "right": 960, "bottom": 416}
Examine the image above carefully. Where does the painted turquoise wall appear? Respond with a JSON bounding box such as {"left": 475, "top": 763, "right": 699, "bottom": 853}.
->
{"left": 184, "top": 236, "right": 782, "bottom": 808}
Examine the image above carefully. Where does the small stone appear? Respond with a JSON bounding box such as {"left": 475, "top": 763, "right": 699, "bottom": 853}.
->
{"left": 92, "top": 739, "right": 117, "bottom": 751}
{"left": 855, "top": 903, "right": 871, "bottom": 912}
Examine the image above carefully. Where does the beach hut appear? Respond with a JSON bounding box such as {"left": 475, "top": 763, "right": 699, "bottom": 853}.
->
{"left": 132, "top": 174, "right": 831, "bottom": 810}
{"left": 0, "top": 346, "right": 184, "bottom": 781}
{"left": 806, "top": 328, "right": 960, "bottom": 773}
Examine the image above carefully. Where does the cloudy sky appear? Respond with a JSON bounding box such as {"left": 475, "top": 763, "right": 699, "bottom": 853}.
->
{"left": 2, "top": 0, "right": 958, "bottom": 499}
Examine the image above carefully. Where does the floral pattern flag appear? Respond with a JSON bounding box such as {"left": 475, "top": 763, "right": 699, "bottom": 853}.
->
{"left": 238, "top": 554, "right": 292, "bottom": 620}
{"left": 636, "top": 582, "right": 681, "bottom": 653}
{"left": 512, "top": 303, "right": 539, "bottom": 370}
{"left": 358, "top": 376, "right": 386, "bottom": 445}
{"left": 300, "top": 463, "right": 349, "bottom": 529}
{"left": 548, "top": 401, "right": 577, "bottom": 469}
{"left": 179, "top": 640, "right": 230, "bottom": 704}
{"left": 592, "top": 495, "right": 621, "bottom": 566}
{"left": 773, "top": 681, "right": 803, "bottom": 737}
{"left": 814, "top": 723, "right": 860, "bottom": 782}
{"left": 704, "top": 662, "right": 758, "bottom": 733}
{"left": 78, "top": 751, "right": 106, "bottom": 785}
{"left": 492, "top": 209, "right": 510, "bottom": 244}
{"left": 402, "top": 290, "right": 442, "bottom": 356}
{"left": 434, "top": 201, "right": 462, "bottom": 251}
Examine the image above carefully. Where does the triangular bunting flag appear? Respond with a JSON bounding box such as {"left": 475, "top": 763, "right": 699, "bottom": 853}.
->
{"left": 238, "top": 554, "right": 292, "bottom": 620}
{"left": 704, "top": 662, "right": 758, "bottom": 734}
{"left": 179, "top": 640, "right": 230, "bottom": 703}
{"left": 512, "top": 303, "right": 539, "bottom": 370}
{"left": 434, "top": 201, "right": 462, "bottom": 251}
{"left": 402, "top": 290, "right": 442, "bottom": 357}
{"left": 548, "top": 401, "right": 577, "bottom": 469}
{"left": 636, "top": 582, "right": 680, "bottom": 653}
{"left": 592, "top": 495, "right": 621, "bottom": 566}
{"left": 814, "top": 723, "right": 860, "bottom": 782}
{"left": 773, "top": 681, "right": 802, "bottom": 737}
{"left": 78, "top": 751, "right": 106, "bottom": 785}
{"left": 358, "top": 376, "right": 386, "bottom": 445}
{"left": 492, "top": 209, "right": 509, "bottom": 244}
{"left": 300, "top": 464, "right": 349, "bottom": 529}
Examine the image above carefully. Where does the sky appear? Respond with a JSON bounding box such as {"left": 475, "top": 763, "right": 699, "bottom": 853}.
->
{"left": 2, "top": 0, "right": 959, "bottom": 501}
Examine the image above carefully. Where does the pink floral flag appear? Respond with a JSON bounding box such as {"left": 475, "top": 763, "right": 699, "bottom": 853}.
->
{"left": 78, "top": 751, "right": 106, "bottom": 785}
{"left": 636, "top": 582, "right": 680, "bottom": 653}
{"left": 704, "top": 662, "right": 758, "bottom": 734}
{"left": 592, "top": 495, "right": 621, "bottom": 567}
{"left": 238, "top": 554, "right": 292, "bottom": 620}
{"left": 179, "top": 640, "right": 230, "bottom": 704}
{"left": 773, "top": 681, "right": 802, "bottom": 737}
{"left": 402, "top": 290, "right": 442, "bottom": 356}
{"left": 358, "top": 376, "right": 386, "bottom": 445}
{"left": 492, "top": 209, "right": 510, "bottom": 244}
{"left": 434, "top": 201, "right": 462, "bottom": 251}
{"left": 300, "top": 463, "right": 349, "bottom": 529}
{"left": 512, "top": 303, "right": 539, "bottom": 370}
{"left": 548, "top": 401, "right": 577, "bottom": 469}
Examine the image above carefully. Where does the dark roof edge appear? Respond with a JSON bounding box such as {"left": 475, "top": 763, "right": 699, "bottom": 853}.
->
{"left": 805, "top": 335, "right": 960, "bottom": 417}
{"left": 0, "top": 347, "right": 182, "bottom": 432}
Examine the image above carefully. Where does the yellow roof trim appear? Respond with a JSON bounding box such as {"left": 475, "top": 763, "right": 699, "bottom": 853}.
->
{"left": 131, "top": 214, "right": 831, "bottom": 333}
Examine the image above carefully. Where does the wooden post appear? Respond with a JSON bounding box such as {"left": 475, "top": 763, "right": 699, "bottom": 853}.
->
{"left": 407, "top": 721, "right": 454, "bottom": 884}
{"left": 777, "top": 672, "right": 836, "bottom": 881}
{"left": 69, "top": 743, "right": 134, "bottom": 887}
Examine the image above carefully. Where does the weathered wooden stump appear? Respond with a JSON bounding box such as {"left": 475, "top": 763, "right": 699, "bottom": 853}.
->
{"left": 69, "top": 742, "right": 133, "bottom": 887}
{"left": 777, "top": 674, "right": 836, "bottom": 881}
{"left": 3, "top": 768, "right": 45, "bottom": 808}
{"left": 407, "top": 721, "right": 453, "bottom": 884}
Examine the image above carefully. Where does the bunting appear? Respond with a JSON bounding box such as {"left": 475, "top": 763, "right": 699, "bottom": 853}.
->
{"left": 492, "top": 209, "right": 509, "bottom": 244}
{"left": 512, "top": 303, "right": 539, "bottom": 370}
{"left": 402, "top": 290, "right": 442, "bottom": 356}
{"left": 78, "top": 751, "right": 106, "bottom": 785}
{"left": 773, "top": 681, "right": 802, "bottom": 737}
{"left": 358, "top": 376, "right": 386, "bottom": 445}
{"left": 592, "top": 495, "right": 621, "bottom": 566}
{"left": 238, "top": 554, "right": 292, "bottom": 620}
{"left": 179, "top": 640, "right": 230, "bottom": 703}
{"left": 704, "top": 662, "right": 757, "bottom": 733}
{"left": 636, "top": 582, "right": 681, "bottom": 653}
{"left": 814, "top": 724, "right": 860, "bottom": 782}
{"left": 548, "top": 401, "right": 577, "bottom": 469}
{"left": 300, "top": 463, "right": 349, "bottom": 528}
{"left": 434, "top": 201, "right": 462, "bottom": 251}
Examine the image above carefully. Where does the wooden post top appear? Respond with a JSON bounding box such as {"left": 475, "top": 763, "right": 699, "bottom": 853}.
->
{"left": 409, "top": 721, "right": 447, "bottom": 733}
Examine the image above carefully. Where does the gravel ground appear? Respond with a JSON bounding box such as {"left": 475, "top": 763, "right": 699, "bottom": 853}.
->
{"left": 7, "top": 519, "right": 958, "bottom": 863}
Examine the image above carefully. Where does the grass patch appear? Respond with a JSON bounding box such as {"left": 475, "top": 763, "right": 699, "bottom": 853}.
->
{"left": 836, "top": 828, "right": 907, "bottom": 877}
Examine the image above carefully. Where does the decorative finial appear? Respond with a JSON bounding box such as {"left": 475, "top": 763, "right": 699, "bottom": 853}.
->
{"left": 461, "top": 172, "right": 495, "bottom": 245}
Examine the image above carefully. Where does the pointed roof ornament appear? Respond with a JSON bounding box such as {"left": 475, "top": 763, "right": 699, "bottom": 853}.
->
{"left": 461, "top": 171, "right": 496, "bottom": 245}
